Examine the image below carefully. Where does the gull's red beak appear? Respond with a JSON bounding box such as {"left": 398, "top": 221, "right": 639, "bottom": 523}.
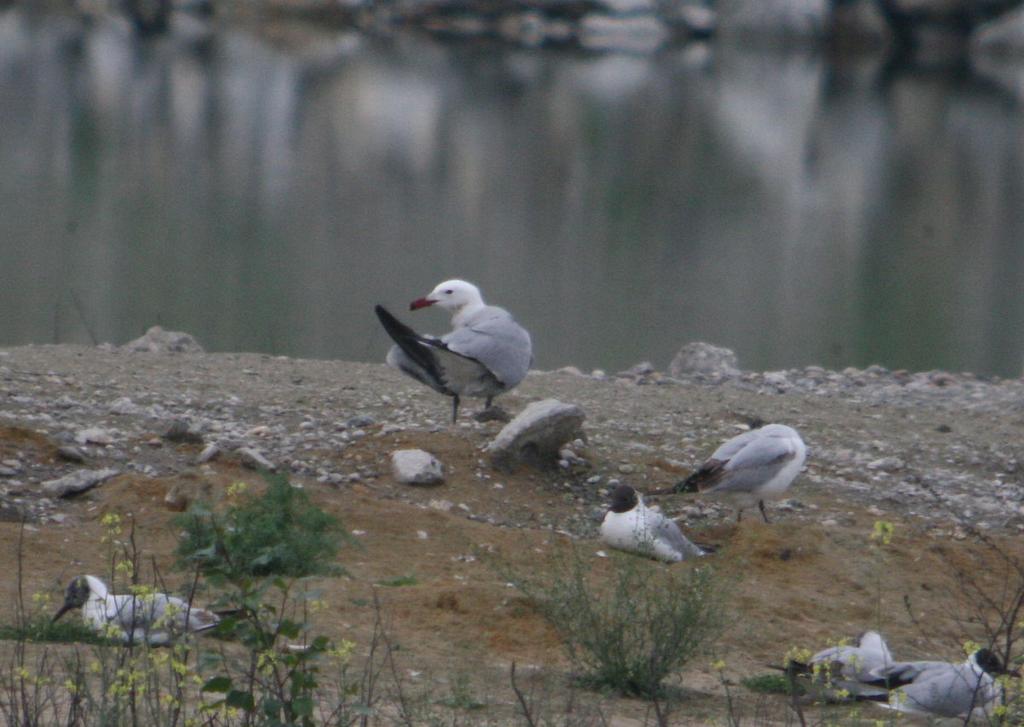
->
{"left": 410, "top": 298, "right": 436, "bottom": 311}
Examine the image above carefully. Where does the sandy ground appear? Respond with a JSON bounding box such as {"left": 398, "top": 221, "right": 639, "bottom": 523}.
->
{"left": 1, "top": 344, "right": 1023, "bottom": 724}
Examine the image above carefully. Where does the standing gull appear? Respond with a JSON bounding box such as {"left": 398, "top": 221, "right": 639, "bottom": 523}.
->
{"left": 600, "top": 484, "right": 705, "bottom": 563}
{"left": 676, "top": 423, "right": 806, "bottom": 522}
{"left": 375, "top": 280, "right": 532, "bottom": 422}
{"left": 52, "top": 575, "right": 220, "bottom": 646}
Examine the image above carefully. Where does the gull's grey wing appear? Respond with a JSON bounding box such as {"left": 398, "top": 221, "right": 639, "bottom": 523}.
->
{"left": 709, "top": 429, "right": 762, "bottom": 461}
{"left": 444, "top": 306, "right": 532, "bottom": 389}
{"left": 894, "top": 663, "right": 997, "bottom": 717}
{"left": 857, "top": 631, "right": 893, "bottom": 666}
{"left": 702, "top": 435, "right": 798, "bottom": 495}
{"left": 681, "top": 429, "right": 766, "bottom": 492}
{"left": 652, "top": 514, "right": 704, "bottom": 560}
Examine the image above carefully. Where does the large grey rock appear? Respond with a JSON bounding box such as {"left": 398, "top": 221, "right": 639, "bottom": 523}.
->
{"left": 668, "top": 342, "right": 740, "bottom": 378}
{"left": 391, "top": 449, "right": 445, "bottom": 485}
{"left": 123, "top": 326, "right": 204, "bottom": 354}
{"left": 487, "top": 399, "right": 586, "bottom": 470}
{"left": 43, "top": 468, "right": 119, "bottom": 497}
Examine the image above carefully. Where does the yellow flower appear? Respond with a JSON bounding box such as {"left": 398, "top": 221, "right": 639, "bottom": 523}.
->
{"left": 329, "top": 640, "right": 356, "bottom": 663}
{"left": 227, "top": 481, "right": 248, "bottom": 497}
{"left": 785, "top": 646, "right": 812, "bottom": 664}
{"left": 711, "top": 659, "right": 727, "bottom": 671}
{"left": 870, "top": 520, "right": 894, "bottom": 546}
{"left": 963, "top": 640, "right": 981, "bottom": 656}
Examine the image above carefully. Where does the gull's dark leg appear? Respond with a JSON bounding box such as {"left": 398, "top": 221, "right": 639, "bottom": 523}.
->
{"left": 451, "top": 395, "right": 460, "bottom": 423}
{"left": 759, "top": 499, "right": 771, "bottom": 524}
{"left": 485, "top": 395, "right": 493, "bottom": 408}
{"left": 736, "top": 509, "right": 743, "bottom": 523}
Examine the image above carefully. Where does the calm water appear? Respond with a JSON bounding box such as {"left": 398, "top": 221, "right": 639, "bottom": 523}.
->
{"left": 2, "top": 8, "right": 1023, "bottom": 377}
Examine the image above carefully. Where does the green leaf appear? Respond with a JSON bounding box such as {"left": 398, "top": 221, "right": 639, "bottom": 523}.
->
{"left": 293, "top": 696, "right": 314, "bottom": 717}
{"left": 201, "top": 676, "right": 232, "bottom": 693}
{"left": 225, "top": 690, "right": 255, "bottom": 711}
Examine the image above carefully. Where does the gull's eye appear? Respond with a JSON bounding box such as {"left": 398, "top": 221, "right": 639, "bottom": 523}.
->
{"left": 445, "top": 289, "right": 453, "bottom": 294}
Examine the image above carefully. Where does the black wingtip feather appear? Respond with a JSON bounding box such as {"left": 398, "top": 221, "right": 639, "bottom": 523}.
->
{"left": 375, "top": 305, "right": 447, "bottom": 391}
{"left": 675, "top": 469, "right": 708, "bottom": 494}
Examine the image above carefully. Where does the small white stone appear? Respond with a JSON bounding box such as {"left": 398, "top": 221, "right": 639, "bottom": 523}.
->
{"left": 238, "top": 447, "right": 276, "bottom": 471}
{"left": 391, "top": 449, "right": 445, "bottom": 485}
{"left": 197, "top": 443, "right": 221, "bottom": 464}
{"left": 75, "top": 427, "right": 113, "bottom": 446}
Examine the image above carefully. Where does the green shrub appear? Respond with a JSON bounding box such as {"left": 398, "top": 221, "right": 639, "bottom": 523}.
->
{"left": 516, "top": 549, "right": 725, "bottom": 698}
{"left": 0, "top": 615, "right": 113, "bottom": 645}
{"left": 741, "top": 672, "right": 803, "bottom": 695}
{"left": 175, "top": 474, "right": 346, "bottom": 581}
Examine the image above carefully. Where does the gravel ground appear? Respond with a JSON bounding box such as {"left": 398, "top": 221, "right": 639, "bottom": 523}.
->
{"left": 1, "top": 342, "right": 1023, "bottom": 535}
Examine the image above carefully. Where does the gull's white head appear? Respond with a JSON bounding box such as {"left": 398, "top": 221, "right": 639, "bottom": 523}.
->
{"left": 410, "top": 279, "right": 484, "bottom": 314}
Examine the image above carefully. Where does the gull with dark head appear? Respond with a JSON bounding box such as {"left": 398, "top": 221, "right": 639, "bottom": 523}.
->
{"left": 375, "top": 280, "right": 532, "bottom": 423}
{"left": 600, "top": 484, "right": 705, "bottom": 563}
{"left": 858, "top": 648, "right": 1010, "bottom": 719}
{"left": 676, "top": 423, "right": 807, "bottom": 522}
{"left": 53, "top": 575, "right": 220, "bottom": 646}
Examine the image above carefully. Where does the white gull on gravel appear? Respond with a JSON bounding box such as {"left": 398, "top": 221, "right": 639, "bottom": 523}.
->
{"left": 677, "top": 423, "right": 807, "bottom": 522}
{"left": 375, "top": 279, "right": 532, "bottom": 423}
{"left": 600, "top": 484, "right": 705, "bottom": 563}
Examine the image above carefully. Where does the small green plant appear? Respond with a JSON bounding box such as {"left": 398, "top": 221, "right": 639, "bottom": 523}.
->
{"left": 0, "top": 616, "right": 113, "bottom": 645}
{"left": 175, "top": 473, "right": 350, "bottom": 726}
{"left": 376, "top": 574, "right": 418, "bottom": 587}
{"left": 513, "top": 548, "right": 725, "bottom": 698}
{"left": 176, "top": 475, "right": 346, "bottom": 580}
{"left": 740, "top": 672, "right": 803, "bottom": 696}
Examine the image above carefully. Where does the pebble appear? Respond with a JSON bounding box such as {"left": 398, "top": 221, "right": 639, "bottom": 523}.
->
{"left": 867, "top": 457, "right": 905, "bottom": 472}
{"left": 238, "top": 447, "right": 276, "bottom": 471}
{"left": 197, "top": 443, "right": 221, "bottom": 463}
{"left": 75, "top": 427, "right": 113, "bottom": 446}
{"left": 42, "top": 468, "right": 119, "bottom": 497}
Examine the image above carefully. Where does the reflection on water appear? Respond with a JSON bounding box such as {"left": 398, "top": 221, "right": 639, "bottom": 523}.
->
{"left": 1, "top": 8, "right": 1022, "bottom": 377}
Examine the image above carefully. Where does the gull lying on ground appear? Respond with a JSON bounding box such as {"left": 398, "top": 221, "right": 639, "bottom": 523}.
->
{"left": 375, "top": 279, "right": 532, "bottom": 423}
{"left": 52, "top": 575, "right": 220, "bottom": 646}
{"left": 600, "top": 484, "right": 706, "bottom": 563}
{"left": 676, "top": 423, "right": 807, "bottom": 522}
{"left": 858, "top": 648, "right": 1010, "bottom": 720}
{"left": 786, "top": 630, "right": 895, "bottom": 699}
